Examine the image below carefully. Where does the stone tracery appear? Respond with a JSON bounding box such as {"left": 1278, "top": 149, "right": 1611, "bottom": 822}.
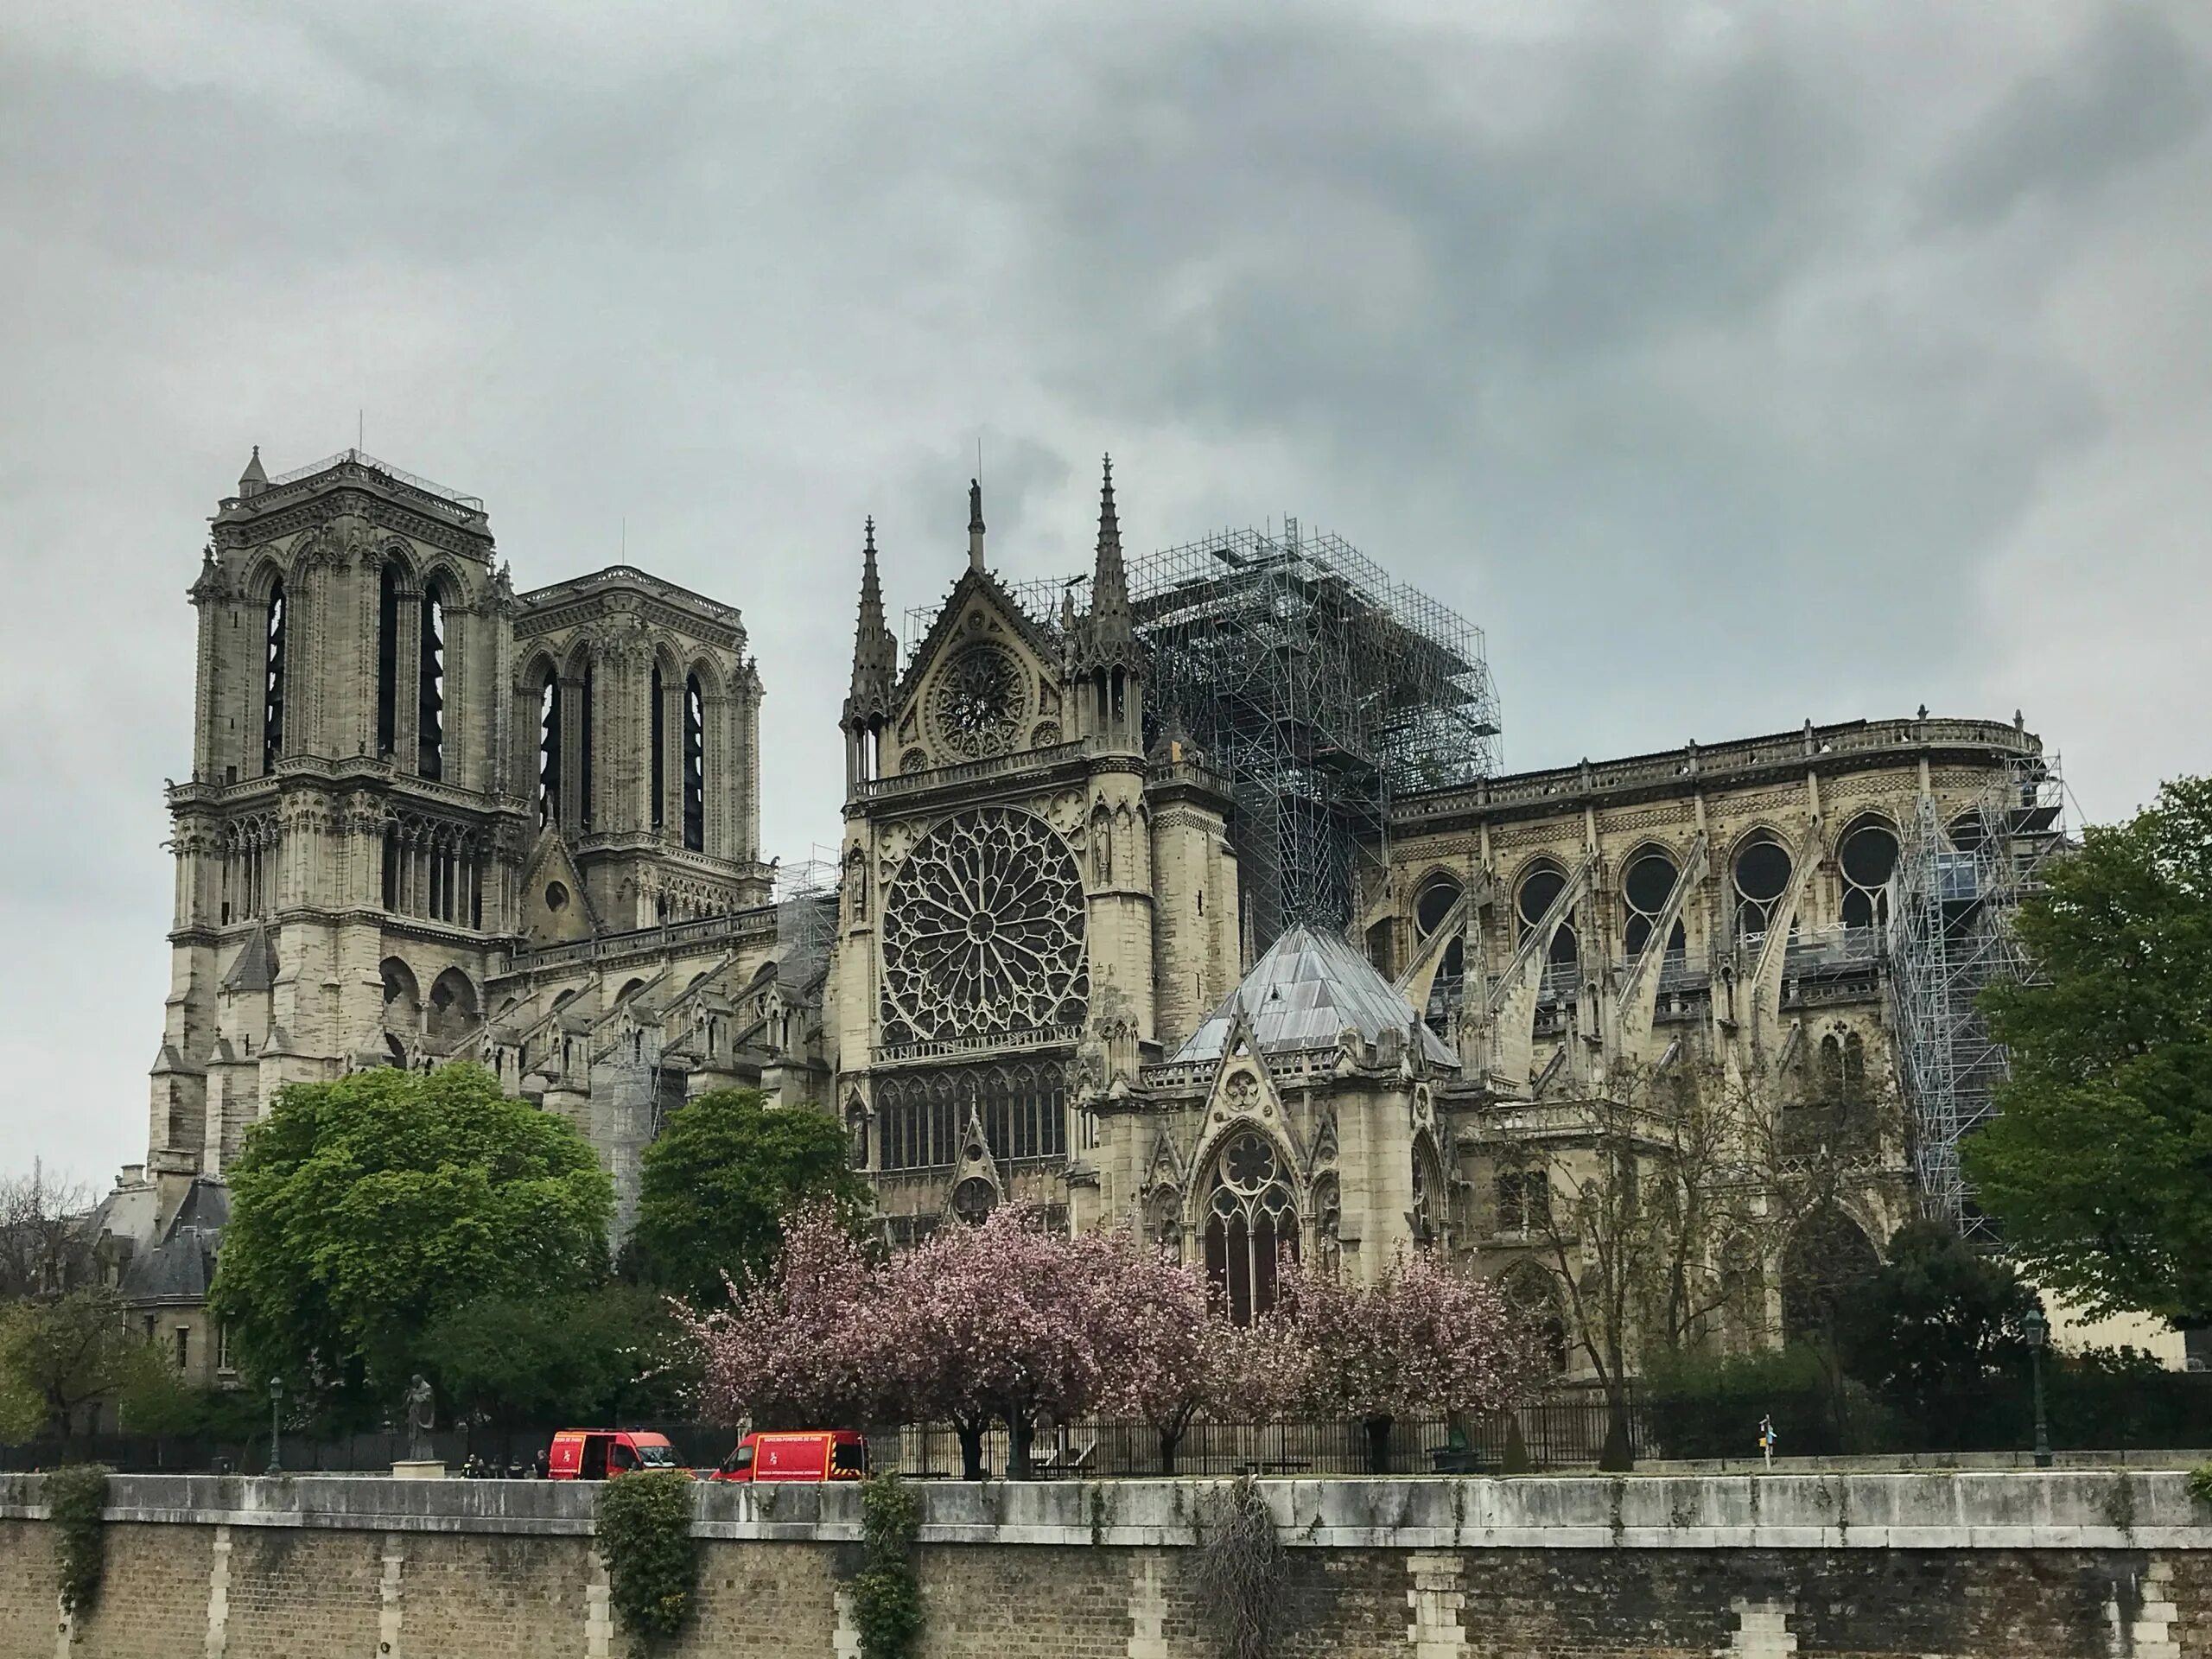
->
{"left": 879, "top": 807, "right": 1088, "bottom": 1049}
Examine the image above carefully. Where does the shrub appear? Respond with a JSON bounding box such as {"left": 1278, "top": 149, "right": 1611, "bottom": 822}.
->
{"left": 852, "top": 1473, "right": 923, "bottom": 1659}
{"left": 2187, "top": 1464, "right": 2212, "bottom": 1508}
{"left": 595, "top": 1471, "right": 698, "bottom": 1647}
{"left": 47, "top": 1464, "right": 111, "bottom": 1620}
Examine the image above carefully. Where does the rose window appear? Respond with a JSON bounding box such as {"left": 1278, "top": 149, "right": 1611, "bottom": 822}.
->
{"left": 880, "top": 807, "right": 1088, "bottom": 1046}
{"left": 930, "top": 642, "right": 1027, "bottom": 759}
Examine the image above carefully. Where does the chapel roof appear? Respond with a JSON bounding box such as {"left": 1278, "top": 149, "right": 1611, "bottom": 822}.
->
{"left": 1167, "top": 922, "right": 1458, "bottom": 1068}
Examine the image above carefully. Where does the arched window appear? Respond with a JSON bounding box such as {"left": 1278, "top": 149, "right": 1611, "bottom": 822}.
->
{"left": 1838, "top": 817, "right": 1899, "bottom": 931}
{"left": 375, "top": 560, "right": 403, "bottom": 758}
{"left": 379, "top": 957, "right": 421, "bottom": 1033}
{"left": 1500, "top": 1262, "right": 1568, "bottom": 1375}
{"left": 1621, "top": 849, "right": 1681, "bottom": 957}
{"left": 537, "top": 666, "right": 560, "bottom": 827}
{"left": 427, "top": 969, "right": 477, "bottom": 1042}
{"left": 1842, "top": 1031, "right": 1867, "bottom": 1096}
{"left": 1202, "top": 1131, "right": 1300, "bottom": 1325}
{"left": 1516, "top": 865, "right": 1578, "bottom": 998}
{"left": 650, "top": 664, "right": 666, "bottom": 836}
{"left": 1818, "top": 1033, "right": 1844, "bottom": 1099}
{"left": 580, "top": 663, "right": 596, "bottom": 831}
{"left": 1732, "top": 836, "right": 1793, "bottom": 942}
{"left": 1414, "top": 874, "right": 1462, "bottom": 938}
{"left": 417, "top": 580, "right": 446, "bottom": 779}
{"left": 1780, "top": 1208, "right": 1878, "bottom": 1344}
{"left": 683, "top": 673, "right": 705, "bottom": 851}
{"left": 262, "top": 580, "right": 287, "bottom": 772}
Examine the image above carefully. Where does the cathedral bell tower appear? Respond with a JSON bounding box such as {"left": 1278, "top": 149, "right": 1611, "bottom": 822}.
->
{"left": 155, "top": 448, "right": 523, "bottom": 1179}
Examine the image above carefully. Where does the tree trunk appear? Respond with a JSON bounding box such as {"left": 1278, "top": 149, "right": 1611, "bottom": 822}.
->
{"left": 957, "top": 1421, "right": 987, "bottom": 1481}
{"left": 1007, "top": 1414, "right": 1035, "bottom": 1480}
{"left": 1363, "top": 1414, "right": 1394, "bottom": 1476}
{"left": 1599, "top": 1389, "right": 1635, "bottom": 1471}
{"left": 1158, "top": 1424, "right": 1182, "bottom": 1477}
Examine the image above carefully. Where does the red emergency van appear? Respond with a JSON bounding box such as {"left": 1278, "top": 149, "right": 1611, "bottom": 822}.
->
{"left": 546, "top": 1428, "right": 685, "bottom": 1480}
{"left": 709, "top": 1430, "right": 868, "bottom": 1483}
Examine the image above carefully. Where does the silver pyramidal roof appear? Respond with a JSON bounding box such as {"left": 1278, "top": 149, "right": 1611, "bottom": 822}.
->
{"left": 1168, "top": 922, "right": 1459, "bottom": 1068}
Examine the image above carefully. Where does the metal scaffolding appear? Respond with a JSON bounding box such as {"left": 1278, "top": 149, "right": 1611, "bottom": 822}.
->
{"left": 1888, "top": 750, "right": 2067, "bottom": 1238}
{"left": 1128, "top": 519, "right": 1502, "bottom": 951}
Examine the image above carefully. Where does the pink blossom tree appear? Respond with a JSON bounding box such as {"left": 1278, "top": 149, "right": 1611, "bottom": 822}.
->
{"left": 1282, "top": 1249, "right": 1541, "bottom": 1473}
{"left": 681, "top": 1201, "right": 887, "bottom": 1431}
{"left": 882, "top": 1205, "right": 1110, "bottom": 1478}
{"left": 1084, "top": 1228, "right": 1218, "bottom": 1473}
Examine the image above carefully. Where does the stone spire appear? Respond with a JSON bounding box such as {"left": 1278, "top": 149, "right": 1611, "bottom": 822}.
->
{"left": 238, "top": 444, "right": 268, "bottom": 499}
{"left": 967, "top": 478, "right": 986, "bottom": 572}
{"left": 846, "top": 518, "right": 896, "bottom": 718}
{"left": 1090, "top": 454, "right": 1129, "bottom": 633}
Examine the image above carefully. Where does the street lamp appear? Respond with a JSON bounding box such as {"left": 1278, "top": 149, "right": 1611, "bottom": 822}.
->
{"left": 266, "top": 1376, "right": 284, "bottom": 1477}
{"left": 2023, "top": 1304, "right": 2052, "bottom": 1469}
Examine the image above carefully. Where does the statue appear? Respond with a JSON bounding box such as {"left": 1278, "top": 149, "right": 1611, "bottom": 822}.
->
{"left": 404, "top": 1374, "right": 436, "bottom": 1463}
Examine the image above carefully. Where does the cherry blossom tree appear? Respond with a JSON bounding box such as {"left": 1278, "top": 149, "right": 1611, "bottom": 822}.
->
{"left": 881, "top": 1205, "right": 1109, "bottom": 1479}
{"left": 682, "top": 1202, "right": 887, "bottom": 1431}
{"left": 1085, "top": 1228, "right": 1219, "bottom": 1473}
{"left": 1282, "top": 1249, "right": 1541, "bottom": 1473}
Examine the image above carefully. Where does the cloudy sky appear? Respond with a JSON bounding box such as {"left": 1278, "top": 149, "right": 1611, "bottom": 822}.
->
{"left": 3, "top": 0, "right": 2209, "bottom": 1186}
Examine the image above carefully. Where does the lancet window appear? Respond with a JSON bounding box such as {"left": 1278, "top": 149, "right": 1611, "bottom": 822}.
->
{"left": 261, "top": 581, "right": 287, "bottom": 772}
{"left": 1202, "top": 1131, "right": 1300, "bottom": 1325}
{"left": 874, "top": 1060, "right": 1067, "bottom": 1172}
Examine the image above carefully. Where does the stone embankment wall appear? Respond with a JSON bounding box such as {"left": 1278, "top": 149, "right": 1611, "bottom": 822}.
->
{"left": 3, "top": 1471, "right": 2209, "bottom": 1657}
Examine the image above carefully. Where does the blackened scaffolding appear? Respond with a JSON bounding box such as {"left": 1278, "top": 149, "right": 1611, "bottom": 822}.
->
{"left": 1887, "top": 750, "right": 2067, "bottom": 1238}
{"left": 1128, "top": 520, "right": 1502, "bottom": 952}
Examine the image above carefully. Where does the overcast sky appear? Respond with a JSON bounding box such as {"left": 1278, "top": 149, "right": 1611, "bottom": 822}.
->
{"left": 3, "top": 0, "right": 2209, "bottom": 1188}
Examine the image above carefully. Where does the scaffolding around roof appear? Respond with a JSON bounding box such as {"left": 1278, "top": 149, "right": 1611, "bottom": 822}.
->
{"left": 1887, "top": 748, "right": 2067, "bottom": 1239}
{"left": 1128, "top": 519, "right": 1502, "bottom": 952}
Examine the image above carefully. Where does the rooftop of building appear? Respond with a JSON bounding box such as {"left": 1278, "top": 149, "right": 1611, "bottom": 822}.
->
{"left": 1168, "top": 921, "right": 1459, "bottom": 1069}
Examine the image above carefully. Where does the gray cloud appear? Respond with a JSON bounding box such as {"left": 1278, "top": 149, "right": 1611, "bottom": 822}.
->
{"left": 2, "top": 0, "right": 2207, "bottom": 1182}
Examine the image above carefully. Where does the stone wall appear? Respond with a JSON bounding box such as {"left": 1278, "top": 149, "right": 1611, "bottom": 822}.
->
{"left": 3, "top": 1471, "right": 2207, "bottom": 1657}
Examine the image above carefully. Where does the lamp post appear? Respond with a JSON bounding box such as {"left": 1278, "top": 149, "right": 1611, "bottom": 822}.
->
{"left": 266, "top": 1376, "right": 284, "bottom": 1476}
{"left": 2023, "top": 1304, "right": 2052, "bottom": 1469}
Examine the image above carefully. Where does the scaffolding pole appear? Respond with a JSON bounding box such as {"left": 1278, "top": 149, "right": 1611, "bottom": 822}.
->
{"left": 1888, "top": 750, "right": 2066, "bottom": 1237}
{"left": 1128, "top": 518, "right": 1502, "bottom": 950}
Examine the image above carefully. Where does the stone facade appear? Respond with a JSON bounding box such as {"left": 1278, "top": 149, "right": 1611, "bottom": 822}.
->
{"left": 3, "top": 1471, "right": 2208, "bottom": 1657}
{"left": 100, "top": 444, "right": 2056, "bottom": 1380}
{"left": 822, "top": 458, "right": 2045, "bottom": 1372}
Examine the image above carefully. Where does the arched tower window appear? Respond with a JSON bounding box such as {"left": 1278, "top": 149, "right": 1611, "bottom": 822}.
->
{"left": 580, "top": 663, "right": 595, "bottom": 831}
{"left": 375, "top": 560, "right": 403, "bottom": 758}
{"left": 262, "top": 580, "right": 287, "bottom": 773}
{"left": 537, "top": 665, "right": 560, "bottom": 827}
{"left": 417, "top": 580, "right": 446, "bottom": 779}
{"left": 651, "top": 664, "right": 665, "bottom": 836}
{"left": 683, "top": 673, "right": 705, "bottom": 851}
{"left": 1202, "top": 1131, "right": 1300, "bottom": 1326}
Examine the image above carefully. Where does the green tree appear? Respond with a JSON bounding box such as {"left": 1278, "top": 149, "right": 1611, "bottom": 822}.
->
{"left": 0, "top": 1288, "right": 166, "bottom": 1439}
{"left": 625, "top": 1090, "right": 864, "bottom": 1306}
{"left": 208, "top": 1064, "right": 613, "bottom": 1420}
{"left": 426, "top": 1283, "right": 695, "bottom": 1433}
{"left": 1964, "top": 776, "right": 2212, "bottom": 1324}
{"left": 1838, "top": 1220, "right": 2036, "bottom": 1427}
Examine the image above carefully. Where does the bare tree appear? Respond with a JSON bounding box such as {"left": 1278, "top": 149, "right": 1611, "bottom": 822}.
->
{"left": 1510, "top": 1049, "right": 1902, "bottom": 1465}
{"left": 0, "top": 1163, "right": 98, "bottom": 1302}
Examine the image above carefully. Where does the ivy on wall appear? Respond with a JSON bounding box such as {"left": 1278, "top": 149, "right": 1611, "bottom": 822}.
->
{"left": 595, "top": 1470, "right": 699, "bottom": 1647}
{"left": 47, "top": 1464, "right": 111, "bottom": 1622}
{"left": 853, "top": 1473, "right": 923, "bottom": 1659}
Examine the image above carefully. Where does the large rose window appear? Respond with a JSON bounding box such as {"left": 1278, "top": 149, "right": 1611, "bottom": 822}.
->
{"left": 880, "top": 807, "right": 1088, "bottom": 1047}
{"left": 930, "top": 642, "right": 1027, "bottom": 759}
